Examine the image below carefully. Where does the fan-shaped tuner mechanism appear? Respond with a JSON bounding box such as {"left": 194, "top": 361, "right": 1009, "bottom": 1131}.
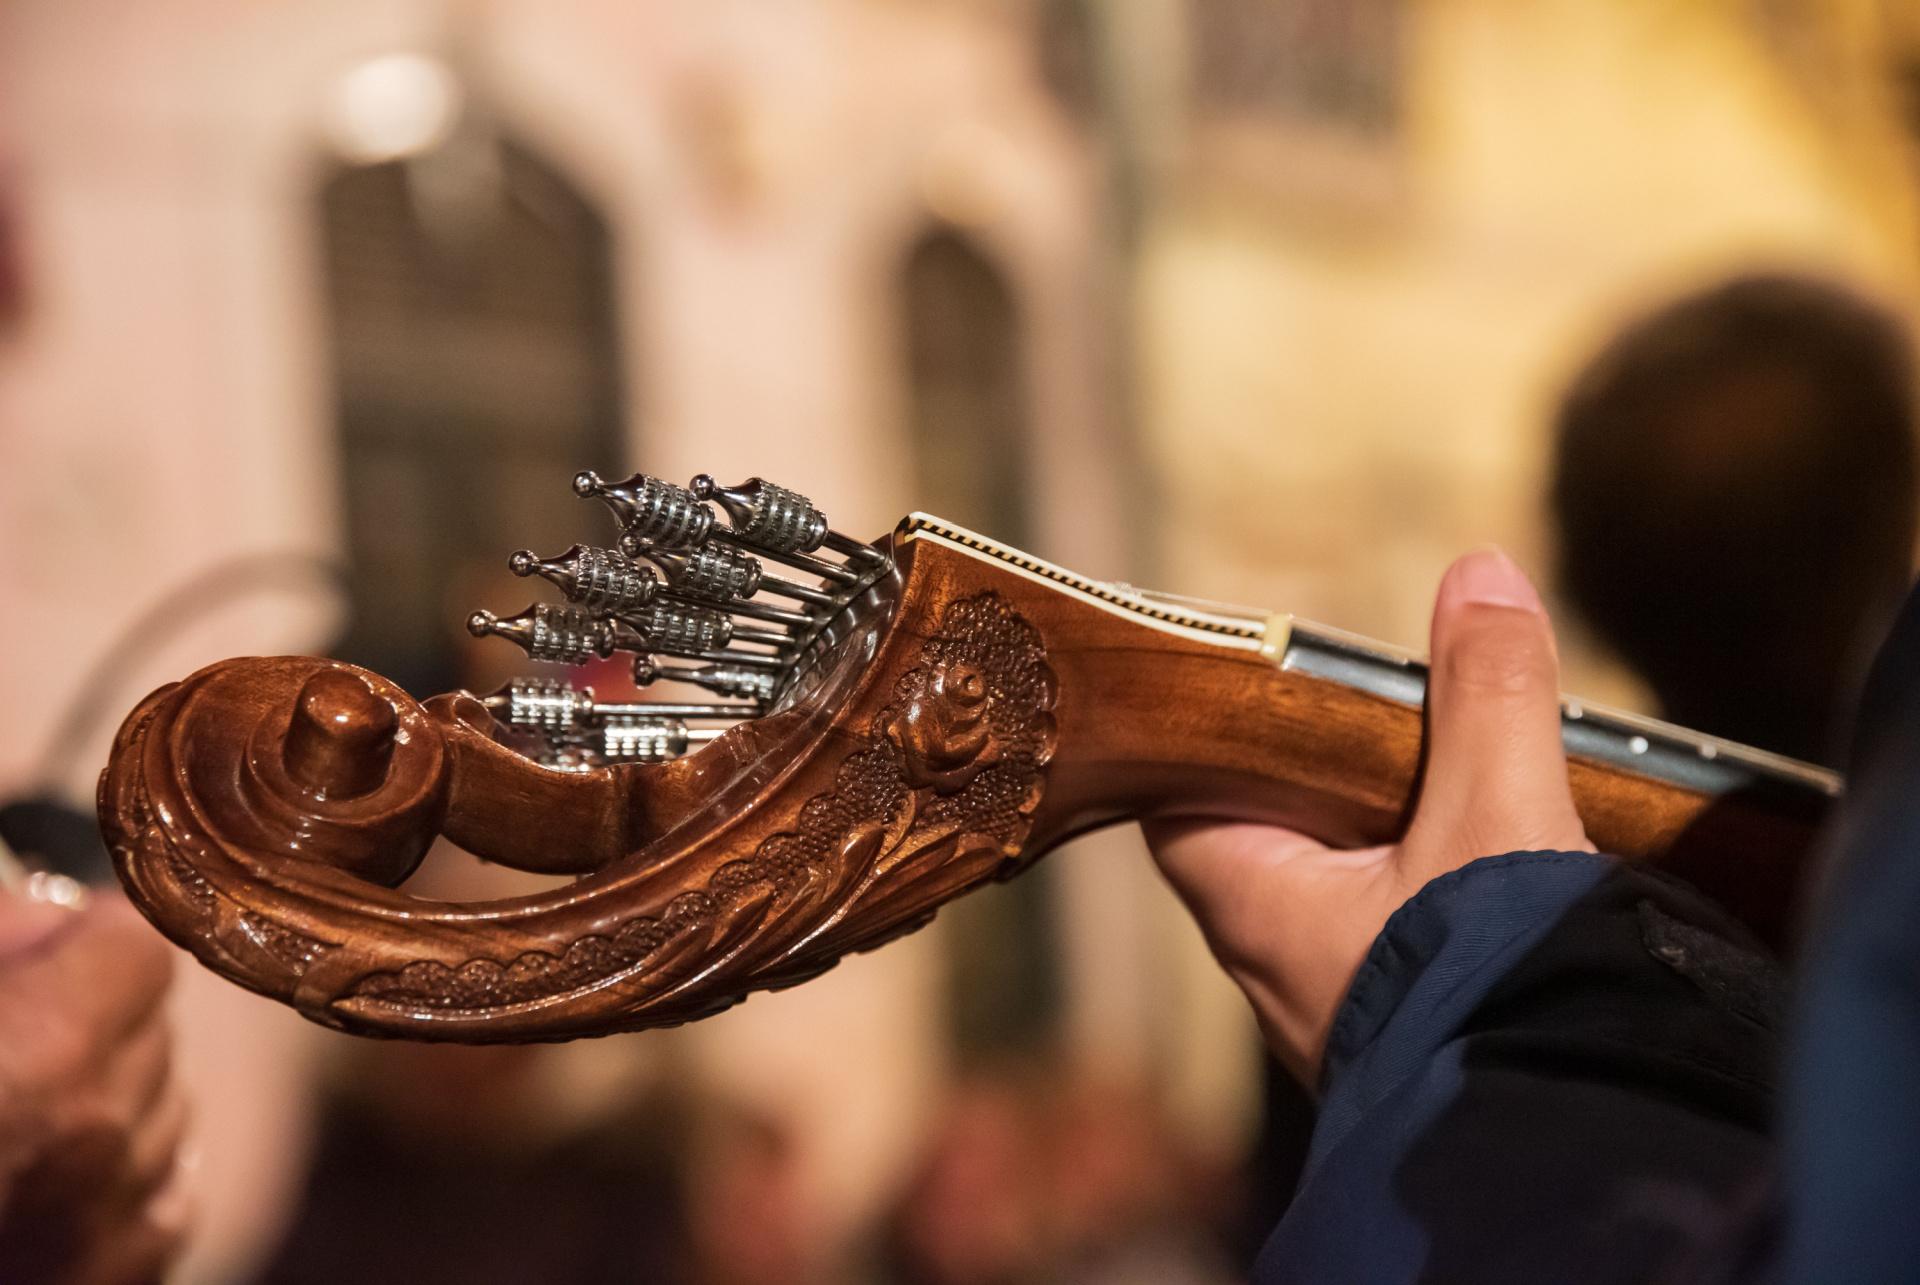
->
{"left": 476, "top": 473, "right": 892, "bottom": 769}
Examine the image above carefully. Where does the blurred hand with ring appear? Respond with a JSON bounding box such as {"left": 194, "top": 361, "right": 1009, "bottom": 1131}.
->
{"left": 0, "top": 869, "right": 192, "bottom": 1285}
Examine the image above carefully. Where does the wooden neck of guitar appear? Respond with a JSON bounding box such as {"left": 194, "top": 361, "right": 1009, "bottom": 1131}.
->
{"left": 900, "top": 518, "right": 1836, "bottom": 948}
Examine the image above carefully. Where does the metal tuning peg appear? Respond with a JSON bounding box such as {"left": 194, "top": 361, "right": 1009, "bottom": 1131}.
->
{"left": 479, "top": 677, "right": 595, "bottom": 734}
{"left": 597, "top": 716, "right": 691, "bottom": 764}
{"left": 467, "top": 603, "right": 615, "bottom": 665}
{"left": 626, "top": 539, "right": 837, "bottom": 609}
{"left": 692, "top": 474, "right": 884, "bottom": 564}
{"left": 622, "top": 539, "right": 793, "bottom": 607}
{"left": 697, "top": 594, "right": 815, "bottom": 630}
{"left": 691, "top": 475, "right": 828, "bottom": 553}
{"left": 631, "top": 654, "right": 780, "bottom": 704}
{"left": 616, "top": 602, "right": 742, "bottom": 655}
{"left": 574, "top": 471, "right": 714, "bottom": 550}
{"left": 628, "top": 602, "right": 792, "bottom": 651}
{"left": 509, "top": 545, "right": 660, "bottom": 614}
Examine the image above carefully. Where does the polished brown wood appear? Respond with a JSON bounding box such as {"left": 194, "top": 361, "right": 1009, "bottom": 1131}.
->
{"left": 100, "top": 519, "right": 1832, "bottom": 1041}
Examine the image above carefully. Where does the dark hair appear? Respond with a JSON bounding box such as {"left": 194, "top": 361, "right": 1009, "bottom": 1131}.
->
{"left": 1552, "top": 274, "right": 1918, "bottom": 763}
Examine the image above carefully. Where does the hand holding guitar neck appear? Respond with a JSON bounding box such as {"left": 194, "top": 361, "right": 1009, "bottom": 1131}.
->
{"left": 1149, "top": 547, "right": 1592, "bottom": 1084}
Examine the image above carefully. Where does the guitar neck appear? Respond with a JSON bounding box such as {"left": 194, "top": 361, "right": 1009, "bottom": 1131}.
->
{"left": 901, "top": 516, "right": 1836, "bottom": 949}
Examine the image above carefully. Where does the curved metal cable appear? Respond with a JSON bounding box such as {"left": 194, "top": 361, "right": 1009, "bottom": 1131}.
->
{"left": 31, "top": 551, "right": 349, "bottom": 793}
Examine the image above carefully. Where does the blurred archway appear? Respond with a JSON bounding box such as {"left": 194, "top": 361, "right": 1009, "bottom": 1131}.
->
{"left": 900, "top": 224, "right": 1061, "bottom": 1065}
{"left": 321, "top": 123, "right": 625, "bottom": 698}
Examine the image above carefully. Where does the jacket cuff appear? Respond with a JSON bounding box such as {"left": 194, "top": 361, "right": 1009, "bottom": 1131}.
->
{"left": 1308, "top": 849, "right": 1614, "bottom": 1174}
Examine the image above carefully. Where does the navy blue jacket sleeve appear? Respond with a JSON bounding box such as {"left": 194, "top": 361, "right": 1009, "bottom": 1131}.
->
{"left": 1779, "top": 580, "right": 1920, "bottom": 1285}
{"left": 1254, "top": 851, "right": 1782, "bottom": 1285}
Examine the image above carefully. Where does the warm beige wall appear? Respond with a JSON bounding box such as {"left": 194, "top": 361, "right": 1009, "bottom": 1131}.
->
{"left": 1139, "top": 0, "right": 1920, "bottom": 707}
{"left": 0, "top": 0, "right": 1123, "bottom": 1277}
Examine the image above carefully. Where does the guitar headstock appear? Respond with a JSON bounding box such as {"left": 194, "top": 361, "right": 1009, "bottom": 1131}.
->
{"left": 99, "top": 472, "right": 1073, "bottom": 1040}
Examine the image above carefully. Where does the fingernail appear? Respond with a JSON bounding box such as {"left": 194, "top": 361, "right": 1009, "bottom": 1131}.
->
{"left": 1452, "top": 546, "right": 1540, "bottom": 611}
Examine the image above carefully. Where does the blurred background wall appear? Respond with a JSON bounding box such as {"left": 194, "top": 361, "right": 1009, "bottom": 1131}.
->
{"left": 3, "top": 0, "right": 1919, "bottom": 1281}
{"left": 1142, "top": 0, "right": 1920, "bottom": 699}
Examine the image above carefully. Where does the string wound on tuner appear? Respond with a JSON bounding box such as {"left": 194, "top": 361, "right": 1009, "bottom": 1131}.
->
{"left": 468, "top": 469, "right": 892, "bottom": 768}
{"left": 479, "top": 677, "right": 720, "bottom": 769}
{"left": 511, "top": 544, "right": 660, "bottom": 614}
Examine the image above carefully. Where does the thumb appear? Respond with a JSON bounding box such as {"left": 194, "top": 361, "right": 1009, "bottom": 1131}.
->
{"left": 1400, "top": 547, "right": 1591, "bottom": 881}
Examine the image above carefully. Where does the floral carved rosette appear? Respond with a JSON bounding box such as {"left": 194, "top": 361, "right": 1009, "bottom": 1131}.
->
{"left": 766, "top": 590, "right": 1061, "bottom": 958}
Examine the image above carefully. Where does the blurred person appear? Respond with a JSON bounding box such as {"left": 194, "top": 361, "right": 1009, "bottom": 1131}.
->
{"left": 879, "top": 1073, "right": 1043, "bottom": 1285}
{"left": 0, "top": 868, "right": 191, "bottom": 1285}
{"left": 2, "top": 775, "right": 320, "bottom": 1285}
{"left": 684, "top": 1105, "right": 815, "bottom": 1285}
{"left": 0, "top": 799, "right": 115, "bottom": 887}
{"left": 255, "top": 844, "right": 695, "bottom": 1285}
{"left": 1552, "top": 274, "right": 1918, "bottom": 768}
{"left": 873, "top": 1067, "right": 1230, "bottom": 1285}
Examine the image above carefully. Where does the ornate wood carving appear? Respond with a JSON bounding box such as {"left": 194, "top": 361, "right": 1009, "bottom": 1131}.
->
{"left": 103, "top": 570, "right": 1063, "bottom": 1038}
{"left": 101, "top": 519, "right": 1834, "bottom": 1041}
{"left": 345, "top": 592, "right": 1056, "bottom": 1022}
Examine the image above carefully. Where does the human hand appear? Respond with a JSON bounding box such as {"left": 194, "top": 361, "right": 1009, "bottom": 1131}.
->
{"left": 1145, "top": 548, "right": 1594, "bottom": 1086}
{"left": 0, "top": 885, "right": 191, "bottom": 1285}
